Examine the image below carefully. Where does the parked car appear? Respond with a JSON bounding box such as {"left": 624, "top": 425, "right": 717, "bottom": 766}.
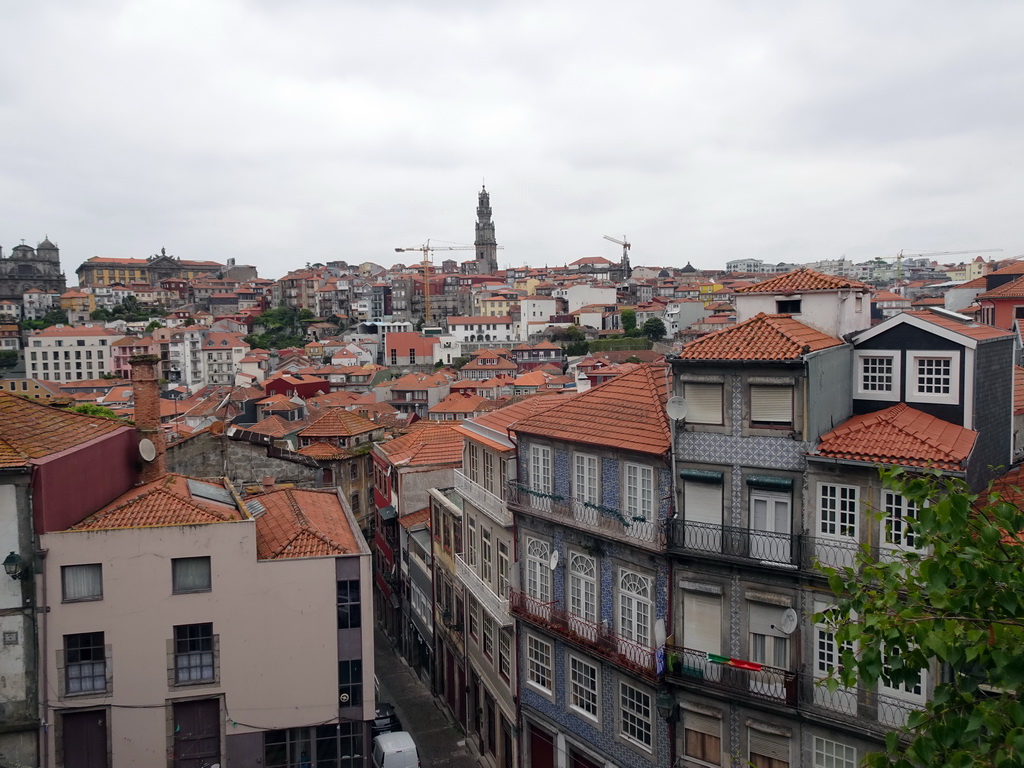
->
{"left": 372, "top": 703, "right": 402, "bottom": 737}
{"left": 371, "top": 731, "right": 419, "bottom": 768}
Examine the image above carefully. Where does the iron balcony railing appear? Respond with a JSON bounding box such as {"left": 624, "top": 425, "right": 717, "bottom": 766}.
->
{"left": 667, "top": 520, "right": 800, "bottom": 568}
{"left": 454, "top": 470, "right": 511, "bottom": 527}
{"left": 664, "top": 645, "right": 797, "bottom": 706}
{"left": 455, "top": 554, "right": 512, "bottom": 627}
{"left": 509, "top": 588, "right": 657, "bottom": 681}
{"left": 507, "top": 483, "right": 664, "bottom": 552}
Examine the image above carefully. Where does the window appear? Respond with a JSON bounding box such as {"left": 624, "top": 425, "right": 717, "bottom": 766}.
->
{"left": 569, "top": 655, "right": 599, "bottom": 719}
{"left": 498, "top": 629, "right": 512, "bottom": 683}
{"left": 337, "top": 580, "right": 361, "bottom": 629}
{"left": 618, "top": 569, "right": 652, "bottom": 646}
{"left": 750, "top": 386, "right": 793, "bottom": 427}
{"left": 813, "top": 737, "right": 856, "bottom": 768}
{"left": 859, "top": 355, "right": 895, "bottom": 393}
{"left": 568, "top": 552, "right": 597, "bottom": 628}
{"left": 483, "top": 451, "right": 495, "bottom": 495}
{"left": 469, "top": 443, "right": 480, "bottom": 483}
{"left": 468, "top": 517, "right": 478, "bottom": 567}
{"left": 497, "top": 541, "right": 509, "bottom": 598}
{"left": 481, "top": 527, "right": 493, "bottom": 582}
{"left": 573, "top": 453, "right": 599, "bottom": 505}
{"left": 624, "top": 463, "right": 655, "bottom": 524}
{"left": 468, "top": 598, "right": 479, "bottom": 640}
{"left": 62, "top": 564, "right": 102, "bottom": 602}
{"left": 482, "top": 615, "right": 494, "bottom": 659}
{"left": 338, "top": 659, "right": 362, "bottom": 706}
{"left": 619, "top": 682, "right": 653, "bottom": 750}
{"left": 880, "top": 645, "right": 924, "bottom": 700}
{"left": 775, "top": 299, "right": 801, "bottom": 314}
{"left": 819, "top": 484, "right": 857, "bottom": 539}
{"left": 884, "top": 492, "right": 918, "bottom": 548}
{"left": 683, "top": 382, "right": 724, "bottom": 425}
{"left": 172, "top": 557, "right": 211, "bottom": 593}
{"left": 749, "top": 729, "right": 790, "bottom": 768}
{"left": 529, "top": 444, "right": 552, "bottom": 495}
{"left": 915, "top": 356, "right": 951, "bottom": 395}
{"left": 749, "top": 603, "right": 790, "bottom": 669}
{"left": 526, "top": 635, "right": 552, "bottom": 692}
{"left": 684, "top": 710, "right": 722, "bottom": 765}
{"left": 525, "top": 537, "right": 551, "bottom": 601}
{"left": 174, "top": 623, "right": 216, "bottom": 684}
{"left": 64, "top": 632, "right": 107, "bottom": 695}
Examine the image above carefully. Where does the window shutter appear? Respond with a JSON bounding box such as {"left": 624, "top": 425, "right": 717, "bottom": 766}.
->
{"left": 748, "top": 602, "right": 787, "bottom": 638}
{"left": 751, "top": 386, "right": 793, "bottom": 424}
{"left": 683, "top": 592, "right": 722, "bottom": 654}
{"left": 684, "top": 383, "right": 723, "bottom": 425}
{"left": 749, "top": 729, "right": 790, "bottom": 762}
{"left": 684, "top": 481, "right": 722, "bottom": 526}
{"left": 684, "top": 711, "right": 720, "bottom": 737}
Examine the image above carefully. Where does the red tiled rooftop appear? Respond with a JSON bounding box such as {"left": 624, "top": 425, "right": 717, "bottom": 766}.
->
{"left": 398, "top": 507, "right": 431, "bottom": 529}
{"left": 378, "top": 422, "right": 463, "bottom": 467}
{"left": 430, "top": 393, "right": 488, "bottom": 414}
{"left": 254, "top": 488, "right": 359, "bottom": 559}
{"left": 734, "top": 268, "right": 871, "bottom": 294}
{"left": 678, "top": 313, "right": 843, "bottom": 361}
{"left": 977, "top": 274, "right": 1024, "bottom": 300}
{"left": 815, "top": 403, "right": 976, "bottom": 470}
{"left": 300, "top": 408, "right": 378, "bottom": 438}
{"left": 902, "top": 310, "right": 1013, "bottom": 342}
{"left": 513, "top": 364, "right": 669, "bottom": 455}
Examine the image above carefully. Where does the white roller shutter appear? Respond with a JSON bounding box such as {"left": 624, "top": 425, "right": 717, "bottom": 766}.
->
{"left": 684, "top": 383, "right": 723, "bottom": 425}
{"left": 683, "top": 591, "right": 722, "bottom": 654}
{"left": 750, "top": 386, "right": 793, "bottom": 425}
{"left": 684, "top": 481, "right": 722, "bottom": 526}
{"left": 749, "top": 729, "right": 790, "bottom": 763}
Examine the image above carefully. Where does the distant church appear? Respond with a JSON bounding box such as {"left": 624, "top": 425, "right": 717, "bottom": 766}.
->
{"left": 0, "top": 238, "right": 67, "bottom": 302}
{"left": 474, "top": 186, "right": 499, "bottom": 275}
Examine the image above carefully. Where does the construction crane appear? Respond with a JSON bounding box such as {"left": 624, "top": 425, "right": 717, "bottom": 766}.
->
{"left": 603, "top": 234, "right": 630, "bottom": 262}
{"left": 394, "top": 239, "right": 503, "bottom": 322}
{"left": 875, "top": 248, "right": 1003, "bottom": 282}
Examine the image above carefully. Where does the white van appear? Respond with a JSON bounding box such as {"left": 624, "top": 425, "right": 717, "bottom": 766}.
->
{"left": 371, "top": 731, "right": 420, "bottom": 768}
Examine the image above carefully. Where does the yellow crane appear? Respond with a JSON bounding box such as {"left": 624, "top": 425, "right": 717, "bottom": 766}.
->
{"left": 880, "top": 248, "right": 1003, "bottom": 281}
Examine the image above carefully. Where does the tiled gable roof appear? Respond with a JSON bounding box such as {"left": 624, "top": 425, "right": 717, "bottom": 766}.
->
{"left": 70, "top": 474, "right": 245, "bottom": 530}
{"left": 300, "top": 408, "right": 377, "bottom": 438}
{"left": 513, "top": 364, "right": 669, "bottom": 455}
{"left": 734, "top": 268, "right": 871, "bottom": 294}
{"left": 254, "top": 488, "right": 358, "bottom": 559}
{"left": 902, "top": 310, "right": 1012, "bottom": 341}
{"left": 677, "top": 313, "right": 843, "bottom": 360}
{"left": 430, "top": 393, "right": 488, "bottom": 414}
{"left": 0, "top": 391, "right": 129, "bottom": 468}
{"left": 296, "top": 441, "right": 352, "bottom": 460}
{"left": 977, "top": 274, "right": 1024, "bottom": 300}
{"left": 815, "top": 403, "right": 976, "bottom": 470}
{"left": 378, "top": 422, "right": 463, "bottom": 467}
{"left": 247, "top": 414, "right": 305, "bottom": 438}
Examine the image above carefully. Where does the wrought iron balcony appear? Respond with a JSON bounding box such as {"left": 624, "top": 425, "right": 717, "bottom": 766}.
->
{"left": 454, "top": 470, "right": 511, "bottom": 527}
{"left": 507, "top": 483, "right": 664, "bottom": 552}
{"left": 666, "top": 519, "right": 800, "bottom": 568}
{"left": 509, "top": 588, "right": 657, "bottom": 681}
{"left": 455, "top": 554, "right": 511, "bottom": 627}
{"left": 664, "top": 645, "right": 797, "bottom": 706}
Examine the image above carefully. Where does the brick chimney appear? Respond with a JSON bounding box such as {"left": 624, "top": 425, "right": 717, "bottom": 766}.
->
{"left": 129, "top": 354, "right": 167, "bottom": 484}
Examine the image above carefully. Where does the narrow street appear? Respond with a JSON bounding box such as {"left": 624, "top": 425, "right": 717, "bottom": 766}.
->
{"left": 374, "top": 627, "right": 481, "bottom": 768}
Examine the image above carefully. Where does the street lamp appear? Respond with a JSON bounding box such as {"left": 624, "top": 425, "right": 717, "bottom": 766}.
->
{"left": 3, "top": 551, "right": 29, "bottom": 580}
{"left": 656, "top": 690, "right": 676, "bottom": 721}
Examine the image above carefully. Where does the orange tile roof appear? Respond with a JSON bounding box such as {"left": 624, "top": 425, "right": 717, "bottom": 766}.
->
{"left": 300, "top": 408, "right": 378, "bottom": 438}
{"left": 31, "top": 325, "right": 122, "bottom": 337}
{"left": 70, "top": 474, "right": 246, "bottom": 530}
{"left": 296, "top": 441, "right": 353, "bottom": 460}
{"left": 677, "top": 313, "right": 843, "bottom": 360}
{"left": 430, "top": 393, "right": 488, "bottom": 414}
{"left": 986, "top": 261, "right": 1024, "bottom": 276}
{"left": 977, "top": 275, "right": 1024, "bottom": 300}
{"left": 254, "top": 488, "right": 359, "bottom": 559}
{"left": 815, "top": 403, "right": 976, "bottom": 470}
{"left": 378, "top": 422, "right": 464, "bottom": 467}
{"left": 734, "top": 268, "right": 871, "bottom": 294}
{"left": 247, "top": 414, "right": 305, "bottom": 438}
{"left": 902, "top": 310, "right": 1013, "bottom": 341}
{"left": 513, "top": 364, "right": 669, "bottom": 455}
{"left": 398, "top": 507, "right": 431, "bottom": 529}
{"left": 0, "top": 391, "right": 131, "bottom": 468}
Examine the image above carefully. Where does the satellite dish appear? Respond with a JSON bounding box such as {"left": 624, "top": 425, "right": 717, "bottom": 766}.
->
{"left": 548, "top": 550, "right": 559, "bottom": 570}
{"left": 138, "top": 438, "right": 156, "bottom": 462}
{"left": 654, "top": 618, "right": 667, "bottom": 648}
{"left": 339, "top": 692, "right": 350, "bottom": 704}
{"left": 666, "top": 396, "right": 688, "bottom": 421}
{"left": 777, "top": 608, "right": 798, "bottom": 635}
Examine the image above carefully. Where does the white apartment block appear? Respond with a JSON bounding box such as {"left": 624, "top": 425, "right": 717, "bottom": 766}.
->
{"left": 26, "top": 325, "right": 125, "bottom": 383}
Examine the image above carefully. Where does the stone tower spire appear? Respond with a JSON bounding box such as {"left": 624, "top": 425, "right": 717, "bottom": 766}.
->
{"left": 474, "top": 186, "right": 498, "bottom": 275}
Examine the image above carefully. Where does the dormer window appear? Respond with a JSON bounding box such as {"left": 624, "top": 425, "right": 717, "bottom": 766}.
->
{"left": 776, "top": 299, "right": 801, "bottom": 314}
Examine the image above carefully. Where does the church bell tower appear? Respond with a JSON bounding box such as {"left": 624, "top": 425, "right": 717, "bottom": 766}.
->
{"left": 474, "top": 186, "right": 498, "bottom": 275}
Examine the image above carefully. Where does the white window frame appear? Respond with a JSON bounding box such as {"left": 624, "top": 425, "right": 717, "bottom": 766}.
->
{"left": 568, "top": 654, "right": 600, "bottom": 721}
{"left": 529, "top": 444, "right": 553, "bottom": 495}
{"left": 818, "top": 483, "right": 858, "bottom": 540}
{"left": 497, "top": 541, "right": 509, "bottom": 599}
{"left": 618, "top": 681, "right": 654, "bottom": 752}
{"left": 573, "top": 452, "right": 600, "bottom": 505}
{"left": 883, "top": 491, "right": 919, "bottom": 550}
{"left": 481, "top": 527, "right": 493, "bottom": 583}
{"left": 907, "top": 351, "right": 960, "bottom": 406}
{"left": 624, "top": 463, "right": 655, "bottom": 524}
{"left": 568, "top": 551, "right": 597, "bottom": 625}
{"left": 617, "top": 568, "right": 652, "bottom": 647}
{"left": 683, "top": 382, "right": 724, "bottom": 425}
{"left": 467, "top": 517, "right": 478, "bottom": 567}
{"left": 749, "top": 385, "right": 794, "bottom": 427}
{"left": 879, "top": 645, "right": 926, "bottom": 702}
{"left": 498, "top": 628, "right": 512, "bottom": 684}
{"left": 525, "top": 537, "right": 551, "bottom": 602}
{"left": 526, "top": 634, "right": 553, "bottom": 694}
{"left": 813, "top": 737, "right": 857, "bottom": 768}
{"left": 854, "top": 350, "right": 900, "bottom": 401}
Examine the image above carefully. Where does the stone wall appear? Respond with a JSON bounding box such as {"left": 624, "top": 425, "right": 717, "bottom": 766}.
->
{"left": 168, "top": 433, "right": 321, "bottom": 488}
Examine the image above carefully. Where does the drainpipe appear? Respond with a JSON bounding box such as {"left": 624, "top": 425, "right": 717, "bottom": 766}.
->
{"left": 36, "top": 547, "right": 49, "bottom": 768}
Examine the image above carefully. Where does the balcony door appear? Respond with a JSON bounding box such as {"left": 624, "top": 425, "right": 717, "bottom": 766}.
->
{"left": 749, "top": 492, "right": 791, "bottom": 564}
{"left": 684, "top": 480, "right": 723, "bottom": 553}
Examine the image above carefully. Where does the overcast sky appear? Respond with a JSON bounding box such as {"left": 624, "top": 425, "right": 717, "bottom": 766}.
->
{"left": 2, "top": 1, "right": 1022, "bottom": 280}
